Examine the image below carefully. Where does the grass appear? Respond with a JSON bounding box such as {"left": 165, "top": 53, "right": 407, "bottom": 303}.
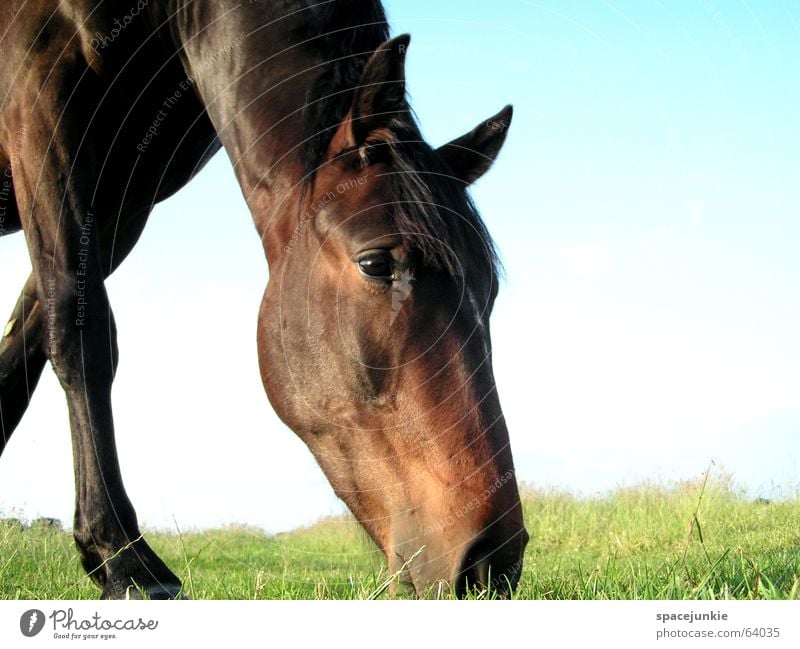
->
{"left": 2, "top": 477, "right": 799, "bottom": 599}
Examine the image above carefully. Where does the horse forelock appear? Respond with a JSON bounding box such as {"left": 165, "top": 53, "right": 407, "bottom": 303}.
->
{"left": 297, "top": 1, "right": 500, "bottom": 287}
{"left": 377, "top": 126, "right": 502, "bottom": 287}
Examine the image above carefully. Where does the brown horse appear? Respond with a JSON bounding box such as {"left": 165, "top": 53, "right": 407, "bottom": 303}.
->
{"left": 0, "top": 0, "right": 527, "bottom": 598}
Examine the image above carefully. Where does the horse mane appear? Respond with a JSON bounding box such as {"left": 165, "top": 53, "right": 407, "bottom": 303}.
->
{"left": 300, "top": 1, "right": 500, "bottom": 282}
{"left": 301, "top": 1, "right": 391, "bottom": 178}
{"left": 371, "top": 129, "right": 502, "bottom": 281}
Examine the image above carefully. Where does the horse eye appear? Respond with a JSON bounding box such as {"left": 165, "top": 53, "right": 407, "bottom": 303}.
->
{"left": 357, "top": 254, "right": 393, "bottom": 279}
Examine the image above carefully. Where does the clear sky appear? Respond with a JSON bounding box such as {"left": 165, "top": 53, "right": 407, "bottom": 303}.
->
{"left": 1, "top": 0, "right": 798, "bottom": 533}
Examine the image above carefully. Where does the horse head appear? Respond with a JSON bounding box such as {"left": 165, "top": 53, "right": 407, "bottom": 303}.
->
{"left": 258, "top": 35, "right": 528, "bottom": 597}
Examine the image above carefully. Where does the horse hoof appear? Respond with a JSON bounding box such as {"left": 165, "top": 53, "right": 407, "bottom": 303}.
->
{"left": 102, "top": 582, "right": 185, "bottom": 600}
{"left": 142, "top": 585, "right": 186, "bottom": 600}
{"left": 124, "top": 584, "right": 185, "bottom": 600}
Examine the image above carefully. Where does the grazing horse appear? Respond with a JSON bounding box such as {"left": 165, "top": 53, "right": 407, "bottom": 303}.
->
{"left": 0, "top": 0, "right": 527, "bottom": 598}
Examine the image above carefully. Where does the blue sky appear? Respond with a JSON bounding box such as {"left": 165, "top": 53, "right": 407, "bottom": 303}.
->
{"left": 1, "top": 1, "right": 798, "bottom": 532}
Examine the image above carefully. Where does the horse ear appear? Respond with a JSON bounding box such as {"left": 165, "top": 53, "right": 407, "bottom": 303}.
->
{"left": 350, "top": 34, "right": 411, "bottom": 144}
{"left": 436, "top": 105, "right": 514, "bottom": 185}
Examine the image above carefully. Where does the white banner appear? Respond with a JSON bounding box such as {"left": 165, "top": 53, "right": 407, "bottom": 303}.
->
{"left": 0, "top": 600, "right": 797, "bottom": 648}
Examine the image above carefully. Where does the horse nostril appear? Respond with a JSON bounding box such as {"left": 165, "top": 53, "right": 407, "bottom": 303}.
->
{"left": 457, "top": 538, "right": 497, "bottom": 598}
{"left": 456, "top": 535, "right": 525, "bottom": 599}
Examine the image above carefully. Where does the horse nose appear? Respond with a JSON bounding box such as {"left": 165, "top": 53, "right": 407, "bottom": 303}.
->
{"left": 455, "top": 527, "right": 529, "bottom": 598}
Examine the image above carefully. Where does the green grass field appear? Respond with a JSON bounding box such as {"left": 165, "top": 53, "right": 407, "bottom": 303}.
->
{"left": 2, "top": 478, "right": 799, "bottom": 599}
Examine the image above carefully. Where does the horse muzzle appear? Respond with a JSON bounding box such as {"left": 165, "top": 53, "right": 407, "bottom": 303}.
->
{"left": 392, "top": 507, "right": 529, "bottom": 598}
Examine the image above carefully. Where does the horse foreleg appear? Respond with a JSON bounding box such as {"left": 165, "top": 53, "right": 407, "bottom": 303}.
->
{"left": 13, "top": 63, "right": 181, "bottom": 600}
{"left": 0, "top": 275, "right": 46, "bottom": 454}
{"left": 19, "top": 209, "right": 180, "bottom": 599}
{"left": 1, "top": 207, "right": 151, "bottom": 455}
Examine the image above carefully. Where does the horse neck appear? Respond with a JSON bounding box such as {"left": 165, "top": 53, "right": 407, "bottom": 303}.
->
{"left": 161, "top": 0, "right": 326, "bottom": 253}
